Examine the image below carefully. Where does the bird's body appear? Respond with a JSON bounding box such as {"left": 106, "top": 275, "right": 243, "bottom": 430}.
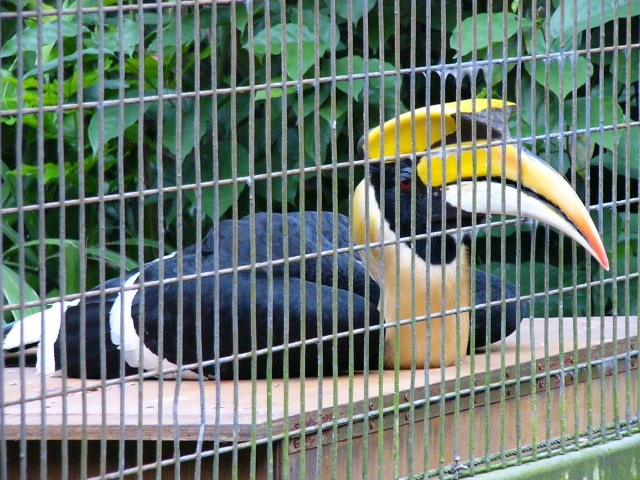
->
{"left": 4, "top": 212, "right": 382, "bottom": 380}
{"left": 4, "top": 99, "right": 609, "bottom": 379}
{"left": 353, "top": 99, "right": 609, "bottom": 369}
{"left": 353, "top": 182, "right": 470, "bottom": 368}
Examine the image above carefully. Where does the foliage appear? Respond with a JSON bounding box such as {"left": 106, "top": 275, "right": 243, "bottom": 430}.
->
{"left": 0, "top": 0, "right": 638, "bottom": 321}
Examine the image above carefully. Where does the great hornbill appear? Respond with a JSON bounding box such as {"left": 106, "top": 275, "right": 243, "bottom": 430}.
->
{"left": 3, "top": 100, "right": 608, "bottom": 380}
{"left": 353, "top": 99, "right": 609, "bottom": 369}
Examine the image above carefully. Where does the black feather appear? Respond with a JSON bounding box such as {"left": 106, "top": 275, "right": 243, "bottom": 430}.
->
{"left": 4, "top": 212, "right": 525, "bottom": 378}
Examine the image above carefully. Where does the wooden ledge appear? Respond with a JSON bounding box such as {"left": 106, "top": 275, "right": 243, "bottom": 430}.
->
{"left": 2, "top": 317, "right": 637, "bottom": 444}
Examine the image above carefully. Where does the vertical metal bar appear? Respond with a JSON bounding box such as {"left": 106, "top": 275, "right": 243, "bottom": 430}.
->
{"left": 597, "top": 0, "right": 607, "bottom": 442}
{"left": 621, "top": 0, "right": 634, "bottom": 437}
{"left": 93, "top": 1, "right": 106, "bottom": 477}
{"left": 278, "top": 0, "right": 292, "bottom": 475}
{"left": 407, "top": 0, "right": 418, "bottom": 478}
{"left": 54, "top": 1, "right": 69, "bottom": 476}
{"left": 499, "top": 1, "right": 509, "bottom": 465}
{"left": 345, "top": 2, "right": 357, "bottom": 479}
{"left": 116, "top": 0, "right": 129, "bottom": 475}
{"left": 34, "top": 1, "right": 48, "bottom": 478}
{"left": 556, "top": 0, "right": 568, "bottom": 454}
{"left": 361, "top": 1, "right": 372, "bottom": 478}
{"left": 329, "top": 1, "right": 340, "bottom": 478}
{"left": 561, "top": 0, "right": 588, "bottom": 448}
{"left": 247, "top": 1, "right": 260, "bottom": 476}
{"left": 467, "top": 4, "right": 479, "bottom": 471}
{"left": 294, "top": 1, "right": 308, "bottom": 476}
{"left": 12, "top": 2, "right": 28, "bottom": 477}
{"left": 191, "top": 3, "right": 206, "bottom": 478}
{"left": 392, "top": 0, "right": 402, "bottom": 477}
{"left": 568, "top": 0, "right": 581, "bottom": 454}
{"left": 609, "top": 0, "right": 621, "bottom": 439}
{"left": 375, "top": 0, "right": 387, "bottom": 475}
{"left": 541, "top": 0, "right": 553, "bottom": 456}
{"left": 453, "top": 1, "right": 464, "bottom": 473}
{"left": 526, "top": 3, "right": 540, "bottom": 460}
{"left": 583, "top": 0, "right": 595, "bottom": 445}
{"left": 135, "top": 0, "right": 148, "bottom": 477}
{"left": 209, "top": 3, "right": 222, "bottom": 477}
{"left": 437, "top": 0, "right": 448, "bottom": 472}
{"left": 421, "top": 1, "right": 433, "bottom": 474}
{"left": 259, "top": 0, "right": 274, "bottom": 476}
{"left": 229, "top": 0, "right": 241, "bottom": 477}
{"left": 313, "top": 0, "right": 325, "bottom": 476}
{"left": 172, "top": 0, "right": 186, "bottom": 475}
{"left": 483, "top": 0, "right": 495, "bottom": 467}
{"left": 375, "top": 0, "right": 387, "bottom": 476}
{"left": 514, "top": 0, "right": 525, "bottom": 465}
{"left": 0, "top": 3, "right": 5, "bottom": 476}
{"left": 154, "top": 0, "right": 167, "bottom": 477}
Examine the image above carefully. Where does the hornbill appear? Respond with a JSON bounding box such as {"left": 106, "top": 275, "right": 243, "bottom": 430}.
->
{"left": 3, "top": 100, "right": 608, "bottom": 380}
{"left": 353, "top": 99, "right": 609, "bottom": 369}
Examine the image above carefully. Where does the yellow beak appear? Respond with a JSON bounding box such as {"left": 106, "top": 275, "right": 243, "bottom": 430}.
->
{"left": 359, "top": 100, "right": 610, "bottom": 270}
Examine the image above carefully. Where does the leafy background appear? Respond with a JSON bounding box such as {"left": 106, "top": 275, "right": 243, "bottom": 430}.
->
{"left": 1, "top": 0, "right": 638, "bottom": 322}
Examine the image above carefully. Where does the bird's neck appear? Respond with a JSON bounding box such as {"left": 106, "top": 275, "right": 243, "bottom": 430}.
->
{"left": 353, "top": 181, "right": 471, "bottom": 369}
{"left": 379, "top": 241, "right": 471, "bottom": 369}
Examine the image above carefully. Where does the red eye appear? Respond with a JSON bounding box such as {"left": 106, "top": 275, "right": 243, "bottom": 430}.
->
{"left": 400, "top": 178, "right": 412, "bottom": 191}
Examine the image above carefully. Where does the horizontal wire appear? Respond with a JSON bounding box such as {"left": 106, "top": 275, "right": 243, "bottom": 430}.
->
{"left": 4, "top": 271, "right": 636, "bottom": 410}
{"left": 1, "top": 42, "right": 638, "bottom": 117}
{"left": 3, "top": 135, "right": 639, "bottom": 215}
{"left": 3, "top": 202, "right": 634, "bottom": 314}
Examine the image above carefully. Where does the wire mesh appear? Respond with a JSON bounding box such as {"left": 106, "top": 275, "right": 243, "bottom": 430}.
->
{"left": 0, "top": 0, "right": 639, "bottom": 479}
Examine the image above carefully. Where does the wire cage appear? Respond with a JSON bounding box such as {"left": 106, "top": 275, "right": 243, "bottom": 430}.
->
{"left": 1, "top": 0, "right": 639, "bottom": 479}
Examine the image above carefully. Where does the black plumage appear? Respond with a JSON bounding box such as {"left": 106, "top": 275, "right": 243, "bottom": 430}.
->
{"left": 4, "top": 211, "right": 524, "bottom": 380}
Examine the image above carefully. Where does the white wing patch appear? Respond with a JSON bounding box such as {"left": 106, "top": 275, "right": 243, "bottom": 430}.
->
{"left": 109, "top": 263, "right": 199, "bottom": 380}
{"left": 3, "top": 300, "right": 80, "bottom": 375}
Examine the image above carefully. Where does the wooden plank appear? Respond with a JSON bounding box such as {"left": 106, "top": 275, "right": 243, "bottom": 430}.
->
{"left": 5, "top": 440, "right": 271, "bottom": 480}
{"left": 2, "top": 317, "right": 636, "bottom": 444}
{"left": 290, "top": 368, "right": 639, "bottom": 478}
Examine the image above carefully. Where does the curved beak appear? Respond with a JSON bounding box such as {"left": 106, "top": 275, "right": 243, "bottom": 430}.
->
{"left": 436, "top": 144, "right": 610, "bottom": 270}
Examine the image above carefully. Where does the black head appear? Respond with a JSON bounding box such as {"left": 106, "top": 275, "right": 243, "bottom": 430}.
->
{"left": 368, "top": 159, "right": 476, "bottom": 265}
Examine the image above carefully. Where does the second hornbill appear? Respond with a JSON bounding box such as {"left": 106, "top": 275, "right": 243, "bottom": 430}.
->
{"left": 353, "top": 99, "right": 609, "bottom": 369}
{"left": 3, "top": 100, "right": 608, "bottom": 379}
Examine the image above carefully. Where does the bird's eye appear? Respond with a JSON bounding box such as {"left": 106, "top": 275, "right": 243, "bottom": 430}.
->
{"left": 400, "top": 178, "right": 412, "bottom": 191}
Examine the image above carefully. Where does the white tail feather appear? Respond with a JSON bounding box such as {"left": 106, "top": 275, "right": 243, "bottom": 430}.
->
{"left": 108, "top": 272, "right": 189, "bottom": 376}
{"left": 3, "top": 300, "right": 79, "bottom": 375}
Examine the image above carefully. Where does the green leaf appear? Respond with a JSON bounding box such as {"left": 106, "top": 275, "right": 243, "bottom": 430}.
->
{"left": 2, "top": 264, "right": 41, "bottom": 322}
{"left": 250, "top": 22, "right": 332, "bottom": 79}
{"left": 332, "top": 0, "right": 377, "bottom": 24}
{"left": 62, "top": 240, "right": 80, "bottom": 294}
{"left": 235, "top": 2, "right": 249, "bottom": 33}
{"left": 102, "top": 18, "right": 140, "bottom": 57}
{"left": 613, "top": 47, "right": 640, "bottom": 85}
{"left": 450, "top": 12, "right": 531, "bottom": 57}
{"left": 526, "top": 55, "right": 592, "bottom": 100}
{"left": 331, "top": 56, "right": 366, "bottom": 100}
{"left": 597, "top": 126, "right": 640, "bottom": 179}
{"left": 87, "top": 100, "right": 151, "bottom": 155}
{"left": 163, "top": 99, "right": 209, "bottom": 161}
{"left": 1, "top": 20, "right": 80, "bottom": 58}
{"left": 148, "top": 13, "right": 212, "bottom": 52}
{"left": 86, "top": 247, "right": 138, "bottom": 271}
{"left": 568, "top": 134, "right": 595, "bottom": 179}
{"left": 549, "top": 0, "right": 640, "bottom": 40}
{"left": 616, "top": 126, "right": 640, "bottom": 178}
{"left": 565, "top": 96, "right": 625, "bottom": 151}
{"left": 184, "top": 142, "right": 250, "bottom": 220}
{"left": 254, "top": 78, "right": 296, "bottom": 101}
{"left": 211, "top": 143, "right": 249, "bottom": 219}
{"left": 319, "top": 95, "right": 348, "bottom": 125}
